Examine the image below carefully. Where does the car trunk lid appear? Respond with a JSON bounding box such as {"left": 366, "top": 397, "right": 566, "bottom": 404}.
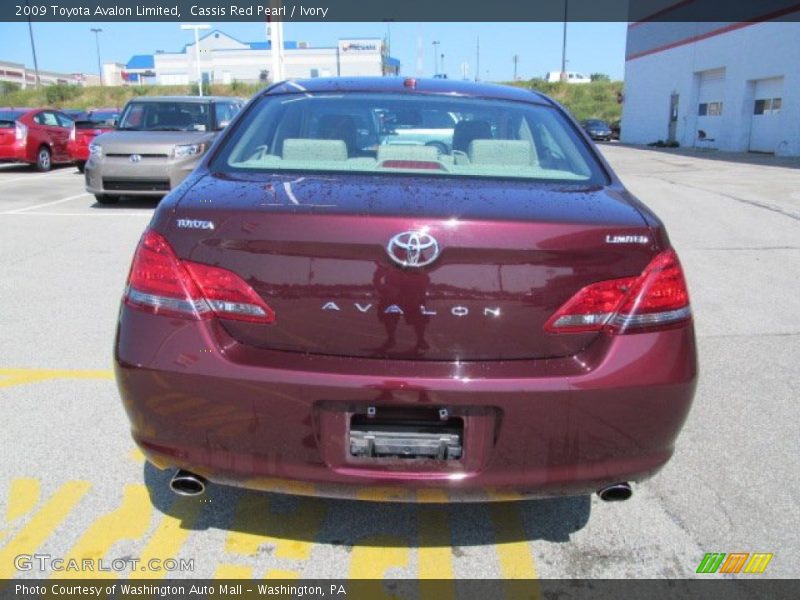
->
{"left": 166, "top": 172, "right": 655, "bottom": 360}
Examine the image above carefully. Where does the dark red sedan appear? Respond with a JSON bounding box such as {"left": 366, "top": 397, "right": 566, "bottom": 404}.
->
{"left": 115, "top": 78, "right": 697, "bottom": 503}
{"left": 0, "top": 107, "right": 74, "bottom": 170}
{"left": 67, "top": 107, "right": 120, "bottom": 172}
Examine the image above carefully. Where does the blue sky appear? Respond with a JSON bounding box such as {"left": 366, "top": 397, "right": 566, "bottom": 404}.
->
{"left": 0, "top": 22, "right": 627, "bottom": 81}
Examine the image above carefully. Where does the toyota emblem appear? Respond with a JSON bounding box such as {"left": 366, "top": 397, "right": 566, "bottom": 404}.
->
{"left": 129, "top": 154, "right": 141, "bottom": 163}
{"left": 386, "top": 231, "right": 440, "bottom": 268}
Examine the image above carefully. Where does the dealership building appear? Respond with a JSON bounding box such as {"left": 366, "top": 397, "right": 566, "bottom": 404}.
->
{"left": 621, "top": 19, "right": 800, "bottom": 156}
{"left": 103, "top": 30, "right": 400, "bottom": 87}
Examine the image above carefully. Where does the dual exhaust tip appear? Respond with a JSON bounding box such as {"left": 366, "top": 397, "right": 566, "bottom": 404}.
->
{"left": 169, "top": 470, "right": 633, "bottom": 502}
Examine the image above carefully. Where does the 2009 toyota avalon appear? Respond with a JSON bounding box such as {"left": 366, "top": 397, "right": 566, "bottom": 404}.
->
{"left": 114, "top": 78, "right": 697, "bottom": 503}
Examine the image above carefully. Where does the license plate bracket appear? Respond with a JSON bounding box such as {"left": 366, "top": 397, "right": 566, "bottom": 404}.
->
{"left": 349, "top": 414, "right": 463, "bottom": 460}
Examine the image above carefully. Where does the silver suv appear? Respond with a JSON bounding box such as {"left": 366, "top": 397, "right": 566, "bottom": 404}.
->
{"left": 84, "top": 96, "right": 243, "bottom": 204}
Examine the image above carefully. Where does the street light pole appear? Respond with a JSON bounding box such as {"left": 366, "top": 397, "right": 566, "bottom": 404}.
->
{"left": 561, "top": 0, "right": 569, "bottom": 82}
{"left": 432, "top": 40, "right": 440, "bottom": 76}
{"left": 90, "top": 28, "right": 103, "bottom": 86}
{"left": 181, "top": 24, "right": 210, "bottom": 96}
{"left": 26, "top": 0, "right": 40, "bottom": 89}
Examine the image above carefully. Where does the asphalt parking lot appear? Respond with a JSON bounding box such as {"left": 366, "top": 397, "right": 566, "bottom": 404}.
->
{"left": 0, "top": 145, "right": 798, "bottom": 582}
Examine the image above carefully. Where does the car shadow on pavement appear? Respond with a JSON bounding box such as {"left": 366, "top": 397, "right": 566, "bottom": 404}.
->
{"left": 143, "top": 462, "right": 591, "bottom": 545}
{"left": 89, "top": 196, "right": 161, "bottom": 209}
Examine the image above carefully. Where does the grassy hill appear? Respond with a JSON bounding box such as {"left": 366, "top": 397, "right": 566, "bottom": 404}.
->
{"left": 502, "top": 79, "right": 624, "bottom": 122}
{"left": 1, "top": 79, "right": 623, "bottom": 123}
{"left": 0, "top": 82, "right": 262, "bottom": 110}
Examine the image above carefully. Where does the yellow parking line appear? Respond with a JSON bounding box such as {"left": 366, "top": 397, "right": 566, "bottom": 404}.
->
{"left": 488, "top": 496, "right": 540, "bottom": 599}
{"left": 349, "top": 536, "right": 409, "bottom": 579}
{"left": 1, "top": 478, "right": 41, "bottom": 546}
{"left": 0, "top": 368, "right": 113, "bottom": 389}
{"left": 129, "top": 496, "right": 204, "bottom": 579}
{"left": 225, "top": 493, "right": 326, "bottom": 562}
{"left": 418, "top": 492, "right": 455, "bottom": 600}
{"left": 5, "top": 478, "right": 40, "bottom": 523}
{"left": 264, "top": 569, "right": 299, "bottom": 579}
{"left": 214, "top": 565, "right": 253, "bottom": 579}
{"left": 59, "top": 484, "right": 152, "bottom": 579}
{"left": 0, "top": 481, "right": 91, "bottom": 578}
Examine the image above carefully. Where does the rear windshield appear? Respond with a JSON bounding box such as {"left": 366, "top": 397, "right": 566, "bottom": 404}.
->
{"left": 117, "top": 101, "right": 210, "bottom": 132}
{"left": 211, "top": 92, "right": 606, "bottom": 184}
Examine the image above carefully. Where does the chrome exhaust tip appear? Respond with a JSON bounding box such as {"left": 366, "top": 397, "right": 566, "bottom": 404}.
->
{"left": 169, "top": 469, "right": 207, "bottom": 497}
{"left": 597, "top": 482, "right": 632, "bottom": 502}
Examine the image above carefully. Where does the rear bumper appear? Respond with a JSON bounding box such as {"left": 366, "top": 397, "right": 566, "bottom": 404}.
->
{"left": 115, "top": 307, "right": 698, "bottom": 502}
{"left": 84, "top": 155, "right": 198, "bottom": 196}
{"left": 0, "top": 142, "right": 29, "bottom": 163}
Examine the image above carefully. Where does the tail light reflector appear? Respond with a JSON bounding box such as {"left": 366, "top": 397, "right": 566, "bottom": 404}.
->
{"left": 545, "top": 249, "right": 691, "bottom": 334}
{"left": 69, "top": 124, "right": 76, "bottom": 141}
{"left": 124, "top": 229, "right": 275, "bottom": 324}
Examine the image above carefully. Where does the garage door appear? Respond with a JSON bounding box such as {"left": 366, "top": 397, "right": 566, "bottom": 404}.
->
{"left": 749, "top": 77, "right": 784, "bottom": 153}
{"left": 696, "top": 68, "right": 726, "bottom": 146}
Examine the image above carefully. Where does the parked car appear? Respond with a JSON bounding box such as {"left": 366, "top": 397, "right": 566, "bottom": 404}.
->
{"left": 84, "top": 96, "right": 243, "bottom": 204}
{"left": 62, "top": 109, "right": 89, "bottom": 122}
{"left": 68, "top": 108, "right": 121, "bottom": 172}
{"left": 581, "top": 118, "right": 613, "bottom": 141}
{"left": 610, "top": 119, "right": 621, "bottom": 140}
{"left": 115, "top": 78, "right": 697, "bottom": 503}
{"left": 0, "top": 108, "right": 74, "bottom": 170}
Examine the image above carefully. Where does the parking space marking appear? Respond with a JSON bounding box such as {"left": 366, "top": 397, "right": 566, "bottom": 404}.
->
{"left": 225, "top": 494, "right": 326, "bottom": 561}
{"left": 0, "top": 481, "right": 92, "bottom": 578}
{"left": 349, "top": 536, "right": 410, "bottom": 579}
{"left": 59, "top": 484, "right": 152, "bottom": 580}
{"left": 4, "top": 478, "right": 40, "bottom": 524}
{"left": 3, "top": 193, "right": 91, "bottom": 215}
{"left": 488, "top": 498, "right": 541, "bottom": 598}
{"left": 0, "top": 368, "right": 113, "bottom": 389}
{"left": 213, "top": 565, "right": 254, "bottom": 579}
{"left": 0, "top": 169, "right": 77, "bottom": 186}
{"left": 418, "top": 501, "right": 456, "bottom": 598}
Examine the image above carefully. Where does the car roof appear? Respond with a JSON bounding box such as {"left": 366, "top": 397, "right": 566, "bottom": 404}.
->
{"left": 125, "top": 96, "right": 242, "bottom": 103}
{"left": 263, "top": 77, "right": 554, "bottom": 106}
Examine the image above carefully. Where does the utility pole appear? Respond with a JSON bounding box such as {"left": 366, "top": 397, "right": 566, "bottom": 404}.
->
{"left": 475, "top": 37, "right": 480, "bottom": 82}
{"left": 441, "top": 53, "right": 445, "bottom": 78}
{"left": 513, "top": 54, "right": 519, "bottom": 81}
{"left": 180, "top": 24, "right": 210, "bottom": 96}
{"left": 26, "top": 1, "right": 40, "bottom": 89}
{"left": 432, "top": 41, "right": 440, "bottom": 76}
{"left": 90, "top": 28, "right": 103, "bottom": 86}
{"left": 561, "top": 0, "right": 568, "bottom": 82}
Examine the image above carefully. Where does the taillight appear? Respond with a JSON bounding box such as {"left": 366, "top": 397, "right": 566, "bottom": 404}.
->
{"left": 124, "top": 229, "right": 275, "bottom": 324}
{"left": 15, "top": 121, "right": 27, "bottom": 142}
{"left": 69, "top": 124, "right": 76, "bottom": 141}
{"left": 545, "top": 249, "right": 691, "bottom": 335}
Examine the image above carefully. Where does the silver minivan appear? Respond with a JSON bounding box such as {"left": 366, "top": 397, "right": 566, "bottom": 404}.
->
{"left": 84, "top": 96, "right": 243, "bottom": 204}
